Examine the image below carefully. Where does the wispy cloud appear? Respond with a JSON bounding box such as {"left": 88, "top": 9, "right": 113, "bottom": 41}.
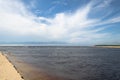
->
{"left": 0, "top": 0, "right": 120, "bottom": 45}
{"left": 95, "top": 0, "right": 113, "bottom": 8}
{"left": 52, "top": 1, "right": 68, "bottom": 6}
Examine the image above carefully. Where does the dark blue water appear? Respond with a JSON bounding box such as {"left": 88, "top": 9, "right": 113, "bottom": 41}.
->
{"left": 0, "top": 46, "right": 120, "bottom": 80}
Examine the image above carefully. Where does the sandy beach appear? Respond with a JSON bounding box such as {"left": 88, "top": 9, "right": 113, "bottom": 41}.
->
{"left": 95, "top": 46, "right": 120, "bottom": 48}
{"left": 0, "top": 52, "right": 24, "bottom": 80}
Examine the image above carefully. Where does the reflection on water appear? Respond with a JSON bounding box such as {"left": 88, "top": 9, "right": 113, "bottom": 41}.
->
{"left": 0, "top": 46, "right": 120, "bottom": 80}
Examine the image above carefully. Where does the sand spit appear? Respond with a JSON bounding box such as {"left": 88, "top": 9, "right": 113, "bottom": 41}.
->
{"left": 95, "top": 46, "right": 120, "bottom": 48}
{"left": 0, "top": 52, "right": 24, "bottom": 80}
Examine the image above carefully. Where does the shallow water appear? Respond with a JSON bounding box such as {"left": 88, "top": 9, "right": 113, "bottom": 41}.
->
{"left": 0, "top": 46, "right": 120, "bottom": 80}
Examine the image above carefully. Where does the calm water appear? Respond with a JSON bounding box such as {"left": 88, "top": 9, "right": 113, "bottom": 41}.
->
{"left": 0, "top": 46, "right": 120, "bottom": 80}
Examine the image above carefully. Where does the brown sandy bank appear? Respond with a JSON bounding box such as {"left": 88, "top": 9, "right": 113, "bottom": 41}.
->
{"left": 0, "top": 52, "right": 24, "bottom": 80}
{"left": 95, "top": 46, "right": 120, "bottom": 48}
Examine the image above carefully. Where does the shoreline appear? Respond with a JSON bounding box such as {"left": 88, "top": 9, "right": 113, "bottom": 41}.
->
{"left": 0, "top": 52, "right": 24, "bottom": 80}
{"left": 95, "top": 46, "right": 120, "bottom": 48}
{"left": 5, "top": 52, "right": 63, "bottom": 80}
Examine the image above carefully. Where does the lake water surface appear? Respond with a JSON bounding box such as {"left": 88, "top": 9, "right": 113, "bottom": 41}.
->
{"left": 0, "top": 46, "right": 120, "bottom": 80}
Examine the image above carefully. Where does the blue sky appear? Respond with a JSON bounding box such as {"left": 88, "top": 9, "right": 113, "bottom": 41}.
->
{"left": 0, "top": 0, "right": 120, "bottom": 45}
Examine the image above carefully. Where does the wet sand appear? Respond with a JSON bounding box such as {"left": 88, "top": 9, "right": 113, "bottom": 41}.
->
{"left": 0, "top": 52, "right": 24, "bottom": 80}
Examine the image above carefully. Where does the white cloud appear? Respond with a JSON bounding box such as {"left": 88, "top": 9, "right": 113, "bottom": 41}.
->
{"left": 52, "top": 1, "right": 68, "bottom": 6}
{"left": 94, "top": 0, "right": 113, "bottom": 8}
{"left": 0, "top": 0, "right": 119, "bottom": 45}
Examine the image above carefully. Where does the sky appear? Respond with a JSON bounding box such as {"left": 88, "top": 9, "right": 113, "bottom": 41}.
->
{"left": 0, "top": 0, "right": 120, "bottom": 45}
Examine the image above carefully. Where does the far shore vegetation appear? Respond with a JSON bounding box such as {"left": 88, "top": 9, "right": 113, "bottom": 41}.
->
{"left": 95, "top": 45, "right": 120, "bottom": 46}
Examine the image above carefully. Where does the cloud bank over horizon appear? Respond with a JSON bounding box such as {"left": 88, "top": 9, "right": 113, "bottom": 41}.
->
{"left": 0, "top": 0, "right": 120, "bottom": 45}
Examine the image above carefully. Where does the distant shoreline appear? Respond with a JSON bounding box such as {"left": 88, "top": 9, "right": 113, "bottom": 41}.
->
{"left": 95, "top": 45, "right": 120, "bottom": 48}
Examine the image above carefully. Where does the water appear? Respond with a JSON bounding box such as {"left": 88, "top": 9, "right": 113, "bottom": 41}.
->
{"left": 0, "top": 46, "right": 120, "bottom": 80}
